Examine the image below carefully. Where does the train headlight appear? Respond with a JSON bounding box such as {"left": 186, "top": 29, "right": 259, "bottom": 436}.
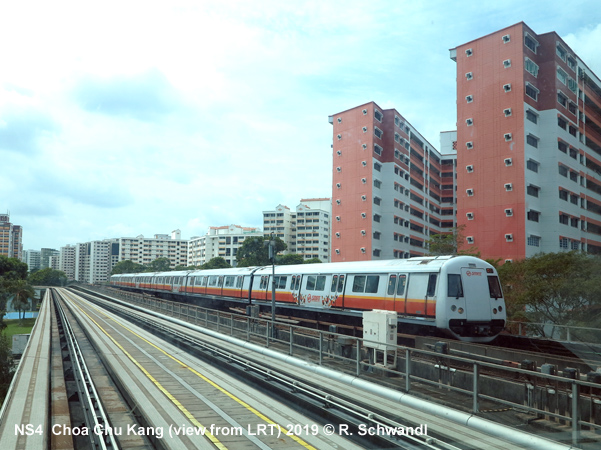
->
{"left": 457, "top": 307, "right": 464, "bottom": 314}
{"left": 451, "top": 305, "right": 457, "bottom": 312}
{"left": 493, "top": 308, "right": 498, "bottom": 314}
{"left": 498, "top": 306, "right": 503, "bottom": 312}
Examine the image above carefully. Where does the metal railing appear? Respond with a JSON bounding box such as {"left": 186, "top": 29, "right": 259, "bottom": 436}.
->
{"left": 88, "top": 286, "right": 601, "bottom": 447}
{"left": 506, "top": 320, "right": 601, "bottom": 343}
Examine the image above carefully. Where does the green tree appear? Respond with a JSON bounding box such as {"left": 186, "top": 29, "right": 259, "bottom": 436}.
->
{"left": 111, "top": 260, "right": 147, "bottom": 274}
{"left": 236, "top": 236, "right": 287, "bottom": 267}
{"left": 276, "top": 254, "right": 305, "bottom": 265}
{"left": 0, "top": 256, "right": 30, "bottom": 330}
{"left": 428, "top": 225, "right": 480, "bottom": 256}
{"left": 146, "top": 257, "right": 171, "bottom": 272}
{"left": 27, "top": 268, "right": 68, "bottom": 287}
{"left": 201, "top": 257, "right": 231, "bottom": 269}
{"left": 303, "top": 257, "right": 322, "bottom": 264}
{"left": 498, "top": 252, "right": 601, "bottom": 336}
{"left": 0, "top": 333, "right": 15, "bottom": 404}
{"left": 8, "top": 279, "right": 35, "bottom": 322}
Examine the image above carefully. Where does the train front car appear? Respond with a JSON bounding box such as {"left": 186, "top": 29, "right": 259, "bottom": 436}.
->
{"left": 437, "top": 256, "right": 506, "bottom": 342}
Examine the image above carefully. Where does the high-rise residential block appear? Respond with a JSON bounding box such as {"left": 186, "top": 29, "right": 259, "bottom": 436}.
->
{"left": 0, "top": 213, "right": 22, "bottom": 260}
{"left": 452, "top": 22, "right": 601, "bottom": 260}
{"left": 330, "top": 102, "right": 456, "bottom": 262}
{"left": 188, "top": 225, "right": 262, "bottom": 267}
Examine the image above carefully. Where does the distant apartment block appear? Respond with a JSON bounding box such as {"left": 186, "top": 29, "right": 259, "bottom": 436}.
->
{"left": 0, "top": 213, "right": 22, "bottom": 260}
{"left": 40, "top": 248, "right": 59, "bottom": 269}
{"left": 118, "top": 230, "right": 187, "bottom": 269}
{"left": 329, "top": 102, "right": 456, "bottom": 262}
{"left": 452, "top": 22, "right": 601, "bottom": 260}
{"left": 23, "top": 250, "right": 41, "bottom": 272}
{"left": 60, "top": 245, "right": 76, "bottom": 281}
{"left": 263, "top": 199, "right": 332, "bottom": 262}
{"left": 188, "top": 225, "right": 262, "bottom": 267}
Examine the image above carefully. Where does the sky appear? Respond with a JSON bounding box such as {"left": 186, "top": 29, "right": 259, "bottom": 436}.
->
{"left": 2, "top": 1, "right": 601, "bottom": 251}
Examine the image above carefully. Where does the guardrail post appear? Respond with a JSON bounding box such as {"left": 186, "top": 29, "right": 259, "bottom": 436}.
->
{"left": 473, "top": 362, "right": 479, "bottom": 413}
{"left": 356, "top": 339, "right": 361, "bottom": 376}
{"left": 405, "top": 349, "right": 411, "bottom": 392}
{"left": 572, "top": 381, "right": 580, "bottom": 445}
{"left": 319, "top": 332, "right": 323, "bottom": 366}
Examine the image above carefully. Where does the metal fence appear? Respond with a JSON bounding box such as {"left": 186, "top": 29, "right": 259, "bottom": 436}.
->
{"left": 88, "top": 286, "right": 601, "bottom": 447}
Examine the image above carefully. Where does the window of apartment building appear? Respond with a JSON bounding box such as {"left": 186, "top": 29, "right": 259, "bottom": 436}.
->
{"left": 374, "top": 110, "right": 383, "bottom": 122}
{"left": 558, "top": 140, "right": 568, "bottom": 153}
{"left": 557, "top": 67, "right": 568, "bottom": 85}
{"left": 567, "top": 56, "right": 577, "bottom": 72}
{"left": 558, "top": 116, "right": 567, "bottom": 130}
{"left": 556, "top": 43, "right": 567, "bottom": 61}
{"left": 568, "top": 101, "right": 577, "bottom": 115}
{"left": 557, "top": 91, "right": 568, "bottom": 108}
{"left": 526, "top": 83, "right": 539, "bottom": 101}
{"left": 374, "top": 196, "right": 381, "bottom": 206}
{"left": 571, "top": 194, "right": 579, "bottom": 205}
{"left": 559, "top": 214, "right": 570, "bottom": 225}
{"left": 526, "top": 109, "right": 538, "bottom": 124}
{"left": 527, "top": 235, "right": 541, "bottom": 247}
{"left": 568, "top": 78, "right": 578, "bottom": 94}
{"left": 559, "top": 189, "right": 569, "bottom": 201}
{"left": 570, "top": 171, "right": 578, "bottom": 182}
{"left": 374, "top": 179, "right": 382, "bottom": 188}
{"left": 374, "top": 162, "right": 382, "bottom": 172}
{"left": 569, "top": 125, "right": 577, "bottom": 137}
{"left": 527, "top": 134, "right": 539, "bottom": 148}
{"left": 527, "top": 210, "right": 540, "bottom": 222}
{"left": 527, "top": 160, "right": 539, "bottom": 172}
{"left": 374, "top": 127, "right": 383, "bottom": 139}
{"left": 525, "top": 58, "right": 539, "bottom": 77}
{"left": 527, "top": 185, "right": 540, "bottom": 197}
{"left": 373, "top": 214, "right": 381, "bottom": 223}
{"left": 374, "top": 144, "right": 383, "bottom": 155}
{"left": 524, "top": 33, "right": 538, "bottom": 53}
{"left": 559, "top": 237, "right": 569, "bottom": 249}
{"left": 559, "top": 165, "right": 568, "bottom": 177}
{"left": 373, "top": 231, "right": 381, "bottom": 240}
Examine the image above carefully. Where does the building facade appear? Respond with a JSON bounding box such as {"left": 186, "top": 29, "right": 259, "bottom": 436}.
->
{"left": 452, "top": 22, "right": 601, "bottom": 261}
{"left": 118, "top": 230, "right": 188, "bottom": 269}
{"left": 0, "top": 213, "right": 22, "bottom": 260}
{"left": 329, "top": 102, "right": 456, "bottom": 262}
{"left": 188, "top": 225, "right": 262, "bottom": 267}
{"left": 262, "top": 205, "right": 296, "bottom": 252}
{"left": 23, "top": 250, "right": 41, "bottom": 272}
{"left": 60, "top": 245, "right": 76, "bottom": 281}
{"left": 295, "top": 198, "right": 331, "bottom": 262}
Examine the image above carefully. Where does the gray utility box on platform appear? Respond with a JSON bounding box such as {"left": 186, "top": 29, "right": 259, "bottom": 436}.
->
{"left": 363, "top": 310, "right": 398, "bottom": 368}
{"left": 11, "top": 334, "right": 30, "bottom": 355}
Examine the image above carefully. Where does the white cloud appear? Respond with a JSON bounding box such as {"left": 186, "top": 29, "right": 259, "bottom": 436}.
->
{"left": 1, "top": 1, "right": 601, "bottom": 250}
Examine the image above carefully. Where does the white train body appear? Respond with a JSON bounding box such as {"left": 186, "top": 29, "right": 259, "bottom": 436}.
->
{"left": 110, "top": 255, "right": 506, "bottom": 342}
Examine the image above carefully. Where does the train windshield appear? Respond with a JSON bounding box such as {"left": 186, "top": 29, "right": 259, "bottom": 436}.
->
{"left": 447, "top": 274, "right": 464, "bottom": 298}
{"left": 488, "top": 275, "right": 503, "bottom": 299}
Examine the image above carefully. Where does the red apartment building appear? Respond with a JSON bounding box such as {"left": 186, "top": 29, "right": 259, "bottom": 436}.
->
{"left": 453, "top": 22, "right": 601, "bottom": 261}
{"left": 329, "top": 102, "right": 456, "bottom": 262}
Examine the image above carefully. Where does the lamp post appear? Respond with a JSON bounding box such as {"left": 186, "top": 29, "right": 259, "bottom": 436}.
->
{"left": 266, "top": 233, "right": 277, "bottom": 337}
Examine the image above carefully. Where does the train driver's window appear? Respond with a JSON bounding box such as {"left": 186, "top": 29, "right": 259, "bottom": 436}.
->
{"left": 488, "top": 276, "right": 502, "bottom": 299}
{"left": 448, "top": 274, "right": 464, "bottom": 298}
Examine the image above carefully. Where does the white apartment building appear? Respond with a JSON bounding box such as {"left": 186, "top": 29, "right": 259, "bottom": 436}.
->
{"left": 60, "top": 245, "right": 76, "bottom": 281}
{"left": 23, "top": 250, "right": 41, "bottom": 272}
{"left": 263, "top": 199, "right": 332, "bottom": 262}
{"left": 118, "top": 230, "right": 188, "bottom": 268}
{"left": 188, "top": 225, "right": 262, "bottom": 267}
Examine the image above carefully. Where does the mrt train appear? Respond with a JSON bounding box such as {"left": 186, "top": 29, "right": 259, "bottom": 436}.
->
{"left": 109, "top": 255, "right": 506, "bottom": 342}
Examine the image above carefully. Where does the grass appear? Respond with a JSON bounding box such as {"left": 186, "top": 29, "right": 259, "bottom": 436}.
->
{"left": 2, "top": 318, "right": 37, "bottom": 340}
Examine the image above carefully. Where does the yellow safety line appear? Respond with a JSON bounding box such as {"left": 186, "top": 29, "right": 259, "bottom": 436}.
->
{"left": 69, "top": 292, "right": 317, "bottom": 450}
{"left": 65, "top": 295, "right": 227, "bottom": 450}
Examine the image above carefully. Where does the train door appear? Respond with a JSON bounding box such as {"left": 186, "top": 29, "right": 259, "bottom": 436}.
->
{"left": 460, "top": 268, "right": 492, "bottom": 321}
{"left": 405, "top": 273, "right": 437, "bottom": 316}
{"left": 329, "top": 274, "right": 345, "bottom": 307}
{"left": 386, "top": 274, "right": 407, "bottom": 313}
{"left": 290, "top": 275, "right": 302, "bottom": 304}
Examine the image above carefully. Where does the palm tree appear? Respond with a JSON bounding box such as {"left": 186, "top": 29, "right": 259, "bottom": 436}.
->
{"left": 8, "top": 280, "right": 35, "bottom": 323}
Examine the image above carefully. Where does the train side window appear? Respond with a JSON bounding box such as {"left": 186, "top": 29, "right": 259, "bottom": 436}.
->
{"left": 315, "top": 275, "right": 326, "bottom": 291}
{"left": 331, "top": 275, "right": 338, "bottom": 291}
{"left": 225, "top": 276, "right": 235, "bottom": 287}
{"left": 352, "top": 276, "right": 366, "bottom": 293}
{"left": 488, "top": 276, "right": 503, "bottom": 299}
{"left": 337, "top": 275, "right": 345, "bottom": 292}
{"left": 189, "top": 277, "right": 195, "bottom": 286}
{"left": 426, "top": 274, "right": 437, "bottom": 297}
{"left": 236, "top": 276, "right": 243, "bottom": 288}
{"left": 202, "top": 276, "right": 207, "bottom": 286}
{"left": 306, "top": 275, "right": 316, "bottom": 290}
{"left": 447, "top": 274, "right": 464, "bottom": 298}
{"left": 397, "top": 275, "right": 406, "bottom": 296}
{"left": 366, "top": 275, "right": 380, "bottom": 293}
{"left": 388, "top": 275, "right": 397, "bottom": 295}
